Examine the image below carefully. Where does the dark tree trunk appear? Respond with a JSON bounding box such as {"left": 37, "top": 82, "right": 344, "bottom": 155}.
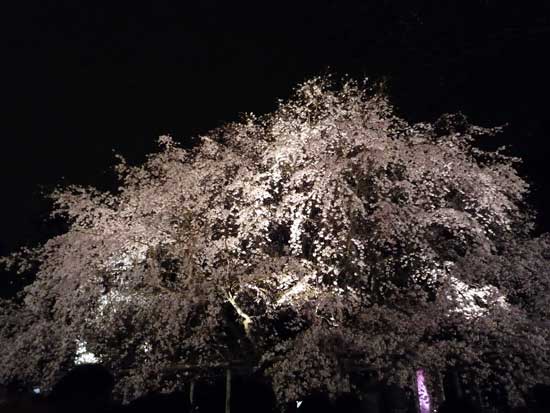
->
{"left": 443, "top": 369, "right": 463, "bottom": 402}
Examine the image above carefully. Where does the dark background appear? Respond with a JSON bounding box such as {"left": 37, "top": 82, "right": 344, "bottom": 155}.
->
{"left": 1, "top": 1, "right": 549, "bottom": 272}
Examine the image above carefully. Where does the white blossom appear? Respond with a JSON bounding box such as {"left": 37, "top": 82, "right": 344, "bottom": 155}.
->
{"left": 75, "top": 340, "right": 99, "bottom": 365}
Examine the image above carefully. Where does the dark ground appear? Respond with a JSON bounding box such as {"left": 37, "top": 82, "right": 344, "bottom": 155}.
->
{"left": 2, "top": 365, "right": 550, "bottom": 412}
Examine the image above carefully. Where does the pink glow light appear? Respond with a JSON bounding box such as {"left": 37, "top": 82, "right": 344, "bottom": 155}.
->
{"left": 416, "top": 369, "right": 431, "bottom": 413}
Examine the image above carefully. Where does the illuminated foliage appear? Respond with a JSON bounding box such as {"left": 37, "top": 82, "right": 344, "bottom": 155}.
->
{"left": 1, "top": 77, "right": 548, "bottom": 406}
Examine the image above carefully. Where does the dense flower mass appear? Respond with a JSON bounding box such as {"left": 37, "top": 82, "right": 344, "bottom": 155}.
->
{"left": 1, "top": 77, "right": 549, "bottom": 405}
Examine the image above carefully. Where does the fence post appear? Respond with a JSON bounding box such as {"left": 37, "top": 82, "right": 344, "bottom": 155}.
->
{"left": 189, "top": 380, "right": 195, "bottom": 410}
{"left": 225, "top": 369, "right": 232, "bottom": 413}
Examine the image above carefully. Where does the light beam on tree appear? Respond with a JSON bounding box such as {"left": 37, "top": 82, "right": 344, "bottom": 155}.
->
{"left": 416, "top": 369, "right": 431, "bottom": 413}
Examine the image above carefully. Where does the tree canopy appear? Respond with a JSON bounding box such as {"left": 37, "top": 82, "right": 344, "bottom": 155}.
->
{"left": 1, "top": 76, "right": 549, "bottom": 406}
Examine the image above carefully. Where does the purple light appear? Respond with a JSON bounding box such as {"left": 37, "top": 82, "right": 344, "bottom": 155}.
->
{"left": 416, "top": 369, "right": 431, "bottom": 413}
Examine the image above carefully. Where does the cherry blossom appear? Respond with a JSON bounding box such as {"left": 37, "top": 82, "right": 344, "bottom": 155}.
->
{"left": 1, "top": 76, "right": 548, "bottom": 407}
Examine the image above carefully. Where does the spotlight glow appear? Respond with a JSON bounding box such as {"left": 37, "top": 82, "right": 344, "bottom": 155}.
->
{"left": 416, "top": 369, "right": 431, "bottom": 413}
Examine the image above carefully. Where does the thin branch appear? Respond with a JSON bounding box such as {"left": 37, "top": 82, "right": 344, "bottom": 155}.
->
{"left": 225, "top": 291, "right": 253, "bottom": 337}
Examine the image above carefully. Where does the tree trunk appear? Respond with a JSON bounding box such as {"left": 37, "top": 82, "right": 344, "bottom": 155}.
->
{"left": 357, "top": 373, "right": 382, "bottom": 413}
{"left": 444, "top": 369, "right": 463, "bottom": 401}
{"left": 225, "top": 368, "right": 231, "bottom": 413}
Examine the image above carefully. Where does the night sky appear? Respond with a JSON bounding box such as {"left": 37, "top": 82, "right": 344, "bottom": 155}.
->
{"left": 1, "top": 1, "right": 549, "bottom": 262}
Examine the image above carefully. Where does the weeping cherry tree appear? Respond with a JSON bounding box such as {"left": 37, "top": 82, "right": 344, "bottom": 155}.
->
{"left": 1, "top": 76, "right": 549, "bottom": 407}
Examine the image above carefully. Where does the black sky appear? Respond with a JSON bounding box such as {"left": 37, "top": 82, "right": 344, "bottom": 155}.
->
{"left": 1, "top": 1, "right": 549, "bottom": 260}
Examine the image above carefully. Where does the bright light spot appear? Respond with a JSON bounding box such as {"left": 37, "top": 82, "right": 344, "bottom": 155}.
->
{"left": 296, "top": 400, "right": 303, "bottom": 408}
{"left": 75, "top": 339, "right": 99, "bottom": 365}
{"left": 416, "top": 369, "right": 431, "bottom": 413}
{"left": 33, "top": 387, "right": 40, "bottom": 394}
{"left": 140, "top": 342, "right": 152, "bottom": 353}
{"left": 446, "top": 276, "right": 509, "bottom": 319}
